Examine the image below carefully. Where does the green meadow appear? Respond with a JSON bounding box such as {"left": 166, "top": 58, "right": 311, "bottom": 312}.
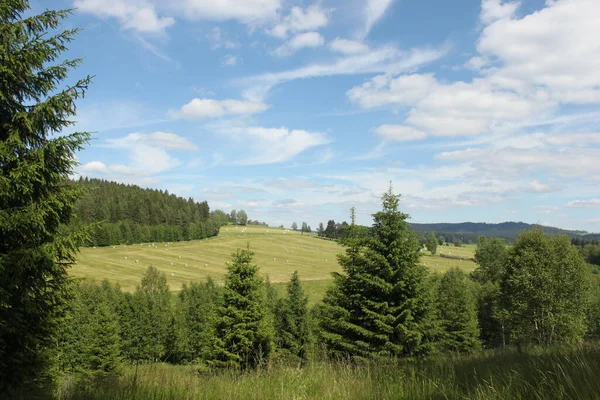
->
{"left": 72, "top": 226, "right": 476, "bottom": 303}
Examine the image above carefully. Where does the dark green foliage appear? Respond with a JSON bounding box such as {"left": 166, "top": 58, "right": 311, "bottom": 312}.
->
{"left": 0, "top": 0, "right": 91, "bottom": 392}
{"left": 474, "top": 282, "right": 506, "bottom": 348}
{"left": 275, "top": 271, "right": 312, "bottom": 362}
{"left": 115, "top": 267, "right": 172, "bottom": 362}
{"left": 137, "top": 267, "right": 172, "bottom": 361}
{"left": 436, "top": 268, "right": 481, "bottom": 352}
{"left": 324, "top": 220, "right": 336, "bottom": 238}
{"left": 425, "top": 233, "right": 437, "bottom": 255}
{"left": 172, "top": 279, "right": 220, "bottom": 363}
{"left": 72, "top": 178, "right": 221, "bottom": 246}
{"left": 210, "top": 246, "right": 273, "bottom": 369}
{"left": 587, "top": 275, "right": 600, "bottom": 339}
{"left": 471, "top": 236, "right": 508, "bottom": 284}
{"left": 501, "top": 229, "right": 590, "bottom": 345}
{"left": 55, "top": 281, "right": 122, "bottom": 383}
{"left": 320, "top": 188, "right": 438, "bottom": 361}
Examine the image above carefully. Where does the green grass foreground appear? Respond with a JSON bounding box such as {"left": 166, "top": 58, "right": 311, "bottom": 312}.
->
{"left": 56, "top": 344, "right": 600, "bottom": 400}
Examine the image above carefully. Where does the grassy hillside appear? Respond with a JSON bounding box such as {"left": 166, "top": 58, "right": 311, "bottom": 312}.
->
{"left": 72, "top": 225, "right": 476, "bottom": 303}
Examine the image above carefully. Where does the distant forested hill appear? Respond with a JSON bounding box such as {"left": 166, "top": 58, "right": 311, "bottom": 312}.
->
{"left": 71, "top": 178, "right": 226, "bottom": 246}
{"left": 410, "top": 221, "right": 599, "bottom": 244}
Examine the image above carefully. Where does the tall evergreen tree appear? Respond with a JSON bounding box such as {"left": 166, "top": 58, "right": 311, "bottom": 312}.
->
{"left": 210, "top": 246, "right": 273, "bottom": 369}
{"left": 275, "top": 271, "right": 312, "bottom": 362}
{"left": 55, "top": 281, "right": 122, "bottom": 383}
{"left": 173, "top": 279, "right": 220, "bottom": 363}
{"left": 320, "top": 189, "right": 438, "bottom": 361}
{"left": 0, "top": 1, "right": 91, "bottom": 391}
{"left": 436, "top": 268, "right": 481, "bottom": 353}
{"left": 501, "top": 229, "right": 590, "bottom": 345}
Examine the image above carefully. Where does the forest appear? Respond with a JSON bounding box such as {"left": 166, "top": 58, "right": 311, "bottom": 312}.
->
{"left": 2, "top": 2, "right": 600, "bottom": 399}
{"left": 71, "top": 178, "right": 224, "bottom": 246}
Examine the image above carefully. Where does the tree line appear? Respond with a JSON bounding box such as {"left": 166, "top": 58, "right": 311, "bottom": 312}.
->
{"left": 71, "top": 178, "right": 226, "bottom": 246}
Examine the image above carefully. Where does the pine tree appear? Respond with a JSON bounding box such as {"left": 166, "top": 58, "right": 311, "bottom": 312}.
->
{"left": 173, "top": 279, "right": 220, "bottom": 363}
{"left": 210, "top": 246, "right": 273, "bottom": 369}
{"left": 436, "top": 268, "right": 481, "bottom": 353}
{"left": 0, "top": 1, "right": 92, "bottom": 391}
{"left": 320, "top": 189, "right": 438, "bottom": 361}
{"left": 275, "top": 271, "right": 312, "bottom": 362}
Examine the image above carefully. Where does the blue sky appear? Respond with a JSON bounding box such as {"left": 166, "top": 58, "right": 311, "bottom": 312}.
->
{"left": 40, "top": 0, "right": 599, "bottom": 231}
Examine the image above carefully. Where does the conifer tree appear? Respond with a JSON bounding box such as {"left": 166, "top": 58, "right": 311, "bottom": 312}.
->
{"left": 0, "top": 1, "right": 91, "bottom": 391}
{"left": 210, "top": 246, "right": 273, "bottom": 369}
{"left": 55, "top": 281, "right": 122, "bottom": 384}
{"left": 174, "top": 279, "right": 220, "bottom": 363}
{"left": 275, "top": 271, "right": 312, "bottom": 362}
{"left": 436, "top": 268, "right": 481, "bottom": 352}
{"left": 320, "top": 188, "right": 438, "bottom": 361}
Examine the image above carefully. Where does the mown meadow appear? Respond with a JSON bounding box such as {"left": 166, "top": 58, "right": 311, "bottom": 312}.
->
{"left": 72, "top": 225, "right": 476, "bottom": 303}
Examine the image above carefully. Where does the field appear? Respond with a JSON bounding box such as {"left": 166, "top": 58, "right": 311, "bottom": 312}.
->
{"left": 72, "top": 226, "right": 476, "bottom": 303}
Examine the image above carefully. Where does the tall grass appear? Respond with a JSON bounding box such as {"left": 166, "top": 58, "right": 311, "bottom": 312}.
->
{"left": 57, "top": 344, "right": 600, "bottom": 400}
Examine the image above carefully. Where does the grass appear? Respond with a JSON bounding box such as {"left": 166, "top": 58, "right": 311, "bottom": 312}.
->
{"left": 72, "top": 226, "right": 477, "bottom": 304}
{"left": 55, "top": 344, "right": 600, "bottom": 400}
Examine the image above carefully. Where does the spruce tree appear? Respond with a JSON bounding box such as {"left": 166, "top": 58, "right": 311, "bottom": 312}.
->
{"left": 320, "top": 188, "right": 438, "bottom": 361}
{"left": 0, "top": 1, "right": 91, "bottom": 391}
{"left": 436, "top": 268, "right": 481, "bottom": 353}
{"left": 210, "top": 246, "right": 273, "bottom": 369}
{"left": 275, "top": 271, "right": 312, "bottom": 362}
{"left": 55, "top": 281, "right": 122, "bottom": 384}
{"left": 174, "top": 279, "right": 220, "bottom": 363}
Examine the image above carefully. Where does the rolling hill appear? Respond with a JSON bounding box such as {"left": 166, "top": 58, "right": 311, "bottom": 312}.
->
{"left": 71, "top": 225, "right": 476, "bottom": 303}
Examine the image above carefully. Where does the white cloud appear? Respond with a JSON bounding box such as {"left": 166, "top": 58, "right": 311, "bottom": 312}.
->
{"left": 79, "top": 161, "right": 109, "bottom": 174}
{"left": 479, "top": 0, "right": 519, "bottom": 24}
{"left": 237, "top": 127, "right": 331, "bottom": 165}
{"left": 74, "top": 0, "right": 175, "bottom": 34}
{"left": 566, "top": 199, "right": 600, "bottom": 208}
{"left": 206, "top": 27, "right": 239, "bottom": 49}
{"left": 362, "top": 0, "right": 396, "bottom": 38}
{"left": 373, "top": 125, "right": 427, "bottom": 141}
{"left": 269, "top": 4, "right": 329, "bottom": 38}
{"left": 221, "top": 54, "right": 238, "bottom": 66}
{"left": 347, "top": 73, "right": 437, "bottom": 108}
{"left": 477, "top": 0, "right": 600, "bottom": 103}
{"left": 349, "top": 74, "right": 555, "bottom": 136}
{"left": 273, "top": 31, "right": 324, "bottom": 56}
{"left": 173, "top": 0, "right": 281, "bottom": 24}
{"left": 206, "top": 121, "right": 331, "bottom": 165}
{"left": 170, "top": 98, "right": 270, "bottom": 119}
{"left": 106, "top": 132, "right": 198, "bottom": 150}
{"left": 435, "top": 147, "right": 600, "bottom": 180}
{"left": 329, "top": 38, "right": 369, "bottom": 55}
{"left": 242, "top": 45, "right": 446, "bottom": 101}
